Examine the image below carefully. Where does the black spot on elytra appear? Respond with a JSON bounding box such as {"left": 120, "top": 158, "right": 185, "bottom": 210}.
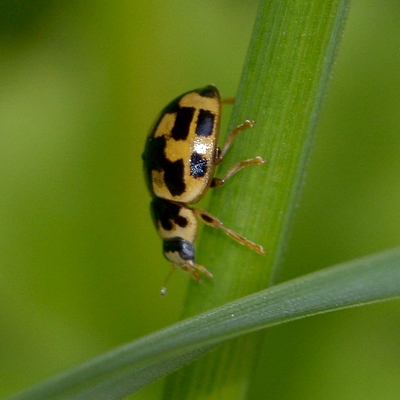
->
{"left": 190, "top": 152, "right": 207, "bottom": 178}
{"left": 143, "top": 135, "right": 186, "bottom": 196}
{"left": 143, "top": 136, "right": 166, "bottom": 170}
{"left": 164, "top": 159, "right": 185, "bottom": 196}
{"left": 171, "top": 107, "right": 195, "bottom": 140}
{"left": 150, "top": 198, "right": 188, "bottom": 231}
{"left": 196, "top": 109, "right": 214, "bottom": 137}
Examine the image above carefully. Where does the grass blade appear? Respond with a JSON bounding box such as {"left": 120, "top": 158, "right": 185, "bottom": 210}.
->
{"left": 165, "top": 0, "right": 351, "bottom": 398}
{"left": 6, "top": 247, "right": 400, "bottom": 400}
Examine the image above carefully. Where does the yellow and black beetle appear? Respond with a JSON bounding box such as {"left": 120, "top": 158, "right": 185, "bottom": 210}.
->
{"left": 142, "top": 85, "right": 266, "bottom": 294}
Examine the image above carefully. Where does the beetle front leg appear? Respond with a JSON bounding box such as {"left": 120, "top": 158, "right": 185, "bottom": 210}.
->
{"left": 215, "top": 120, "right": 255, "bottom": 164}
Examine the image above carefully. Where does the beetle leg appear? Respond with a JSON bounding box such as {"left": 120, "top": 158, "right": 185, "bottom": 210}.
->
{"left": 184, "top": 263, "right": 214, "bottom": 280}
{"left": 160, "top": 262, "right": 213, "bottom": 296}
{"left": 221, "top": 97, "right": 235, "bottom": 104}
{"left": 215, "top": 120, "right": 255, "bottom": 164}
{"left": 211, "top": 156, "right": 265, "bottom": 187}
{"left": 193, "top": 208, "right": 266, "bottom": 255}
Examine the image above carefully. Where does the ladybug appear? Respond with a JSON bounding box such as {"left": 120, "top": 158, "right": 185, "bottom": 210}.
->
{"left": 142, "top": 85, "right": 266, "bottom": 294}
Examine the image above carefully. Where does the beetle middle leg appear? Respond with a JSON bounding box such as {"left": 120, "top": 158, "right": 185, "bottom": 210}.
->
{"left": 211, "top": 156, "right": 265, "bottom": 187}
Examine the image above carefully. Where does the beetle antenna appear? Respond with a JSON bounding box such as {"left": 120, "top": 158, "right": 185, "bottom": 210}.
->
{"left": 160, "top": 266, "right": 176, "bottom": 296}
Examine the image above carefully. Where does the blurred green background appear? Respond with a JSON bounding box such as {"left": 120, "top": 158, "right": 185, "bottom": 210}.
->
{"left": 1, "top": 1, "right": 399, "bottom": 399}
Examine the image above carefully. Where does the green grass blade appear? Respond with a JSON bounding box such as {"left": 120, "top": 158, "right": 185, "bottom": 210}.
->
{"left": 180, "top": 0, "right": 351, "bottom": 312}
{"left": 165, "top": 0, "right": 351, "bottom": 398}
{"left": 6, "top": 247, "right": 400, "bottom": 400}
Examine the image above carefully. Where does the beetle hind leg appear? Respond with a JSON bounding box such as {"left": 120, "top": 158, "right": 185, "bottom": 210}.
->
{"left": 193, "top": 208, "right": 266, "bottom": 255}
